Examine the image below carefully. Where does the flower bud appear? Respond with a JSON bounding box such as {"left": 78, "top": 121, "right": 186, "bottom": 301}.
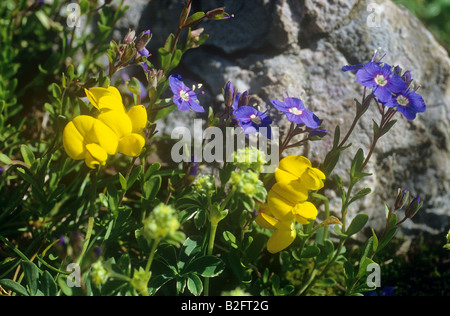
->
{"left": 394, "top": 188, "right": 409, "bottom": 210}
{"left": 309, "top": 128, "right": 327, "bottom": 140}
{"left": 124, "top": 29, "right": 136, "bottom": 44}
{"left": 224, "top": 81, "right": 234, "bottom": 107}
{"left": 135, "top": 30, "right": 151, "bottom": 52}
{"left": 238, "top": 91, "right": 249, "bottom": 107}
{"left": 405, "top": 196, "right": 423, "bottom": 219}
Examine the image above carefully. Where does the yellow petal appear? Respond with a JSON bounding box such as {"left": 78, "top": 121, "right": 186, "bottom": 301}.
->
{"left": 127, "top": 105, "right": 148, "bottom": 133}
{"left": 300, "top": 167, "right": 326, "bottom": 191}
{"left": 271, "top": 181, "right": 308, "bottom": 205}
{"left": 98, "top": 110, "right": 132, "bottom": 138}
{"left": 84, "top": 143, "right": 108, "bottom": 169}
{"left": 292, "top": 201, "right": 318, "bottom": 225}
{"left": 255, "top": 212, "right": 278, "bottom": 230}
{"left": 267, "top": 189, "right": 295, "bottom": 221}
{"left": 97, "top": 95, "right": 126, "bottom": 112}
{"left": 267, "top": 224, "right": 296, "bottom": 254}
{"left": 71, "top": 115, "right": 96, "bottom": 138}
{"left": 118, "top": 133, "right": 145, "bottom": 157}
{"left": 275, "top": 155, "right": 311, "bottom": 183}
{"left": 62, "top": 121, "right": 85, "bottom": 160}
{"left": 85, "top": 86, "right": 122, "bottom": 110}
{"left": 92, "top": 120, "right": 119, "bottom": 155}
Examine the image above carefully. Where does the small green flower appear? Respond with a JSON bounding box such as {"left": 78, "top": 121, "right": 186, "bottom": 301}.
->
{"left": 232, "top": 147, "right": 267, "bottom": 173}
{"left": 142, "top": 203, "right": 180, "bottom": 241}
{"left": 193, "top": 174, "right": 216, "bottom": 195}
{"left": 130, "top": 267, "right": 151, "bottom": 296}
{"left": 90, "top": 261, "right": 109, "bottom": 286}
{"left": 229, "top": 169, "right": 266, "bottom": 201}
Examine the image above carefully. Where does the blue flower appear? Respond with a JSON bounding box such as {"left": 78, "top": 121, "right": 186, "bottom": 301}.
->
{"left": 169, "top": 75, "right": 205, "bottom": 113}
{"left": 233, "top": 106, "right": 272, "bottom": 138}
{"left": 270, "top": 95, "right": 321, "bottom": 128}
{"left": 385, "top": 88, "right": 426, "bottom": 120}
{"left": 355, "top": 62, "right": 407, "bottom": 103}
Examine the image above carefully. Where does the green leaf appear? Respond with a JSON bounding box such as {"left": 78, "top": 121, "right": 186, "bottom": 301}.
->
{"left": 350, "top": 148, "right": 364, "bottom": 178}
{"left": 183, "top": 256, "right": 225, "bottom": 278}
{"left": 158, "top": 48, "right": 171, "bottom": 72}
{"left": 377, "top": 227, "right": 398, "bottom": 252}
{"left": 143, "top": 175, "right": 161, "bottom": 201}
{"left": 345, "top": 214, "right": 368, "bottom": 237}
{"left": 380, "top": 120, "right": 397, "bottom": 137}
{"left": 0, "top": 279, "right": 29, "bottom": 296}
{"left": 20, "top": 144, "right": 35, "bottom": 166}
{"left": 21, "top": 261, "right": 39, "bottom": 296}
{"left": 187, "top": 273, "right": 203, "bottom": 296}
{"left": 300, "top": 245, "right": 321, "bottom": 258}
{"left": 183, "top": 12, "right": 206, "bottom": 28}
{"left": 41, "top": 271, "right": 58, "bottom": 296}
{"left": 119, "top": 172, "right": 127, "bottom": 191}
{"left": 223, "top": 231, "right": 239, "bottom": 249}
{"left": 0, "top": 153, "right": 13, "bottom": 165}
{"left": 348, "top": 187, "right": 371, "bottom": 205}
{"left": 67, "top": 64, "right": 75, "bottom": 81}
{"left": 371, "top": 229, "right": 379, "bottom": 254}
{"left": 333, "top": 125, "right": 341, "bottom": 149}
{"left": 178, "top": 237, "right": 203, "bottom": 270}
{"left": 127, "top": 165, "right": 143, "bottom": 190}
{"left": 144, "top": 163, "right": 161, "bottom": 181}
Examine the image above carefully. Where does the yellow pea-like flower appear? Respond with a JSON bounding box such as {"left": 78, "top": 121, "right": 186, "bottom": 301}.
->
{"left": 275, "top": 155, "right": 325, "bottom": 191}
{"left": 255, "top": 204, "right": 296, "bottom": 254}
{"left": 63, "top": 115, "right": 119, "bottom": 169}
{"left": 63, "top": 86, "right": 149, "bottom": 168}
{"left": 256, "top": 155, "right": 325, "bottom": 253}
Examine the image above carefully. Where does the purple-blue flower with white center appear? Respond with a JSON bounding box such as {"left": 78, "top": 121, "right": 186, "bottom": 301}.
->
{"left": 270, "top": 96, "right": 321, "bottom": 128}
{"left": 355, "top": 62, "right": 407, "bottom": 103}
{"left": 233, "top": 106, "right": 272, "bottom": 139}
{"left": 385, "top": 88, "right": 426, "bottom": 120}
{"left": 169, "top": 74, "right": 205, "bottom": 113}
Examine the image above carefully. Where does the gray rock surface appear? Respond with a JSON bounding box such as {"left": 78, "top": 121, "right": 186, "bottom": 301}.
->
{"left": 128, "top": 0, "right": 449, "bottom": 237}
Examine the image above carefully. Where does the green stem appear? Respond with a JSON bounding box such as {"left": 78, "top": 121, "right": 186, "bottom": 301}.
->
{"left": 204, "top": 221, "right": 218, "bottom": 297}
{"left": 77, "top": 168, "right": 98, "bottom": 265}
{"left": 145, "top": 237, "right": 161, "bottom": 275}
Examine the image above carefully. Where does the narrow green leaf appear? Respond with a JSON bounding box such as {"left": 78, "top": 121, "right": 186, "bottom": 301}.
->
{"left": 380, "top": 119, "right": 397, "bottom": 137}
{"left": 333, "top": 125, "right": 340, "bottom": 149}
{"left": 183, "top": 12, "right": 206, "bottom": 28}
{"left": 119, "top": 172, "right": 127, "bottom": 191}
{"left": 127, "top": 165, "right": 143, "bottom": 190}
{"left": 348, "top": 187, "right": 371, "bottom": 205}
{"left": 0, "top": 279, "right": 29, "bottom": 296}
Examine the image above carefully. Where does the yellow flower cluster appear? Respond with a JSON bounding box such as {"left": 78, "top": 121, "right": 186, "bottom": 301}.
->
{"left": 63, "top": 86, "right": 147, "bottom": 169}
{"left": 256, "top": 155, "right": 325, "bottom": 253}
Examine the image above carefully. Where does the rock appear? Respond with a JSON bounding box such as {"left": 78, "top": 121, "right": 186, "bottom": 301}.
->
{"left": 131, "top": 0, "right": 450, "bottom": 237}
